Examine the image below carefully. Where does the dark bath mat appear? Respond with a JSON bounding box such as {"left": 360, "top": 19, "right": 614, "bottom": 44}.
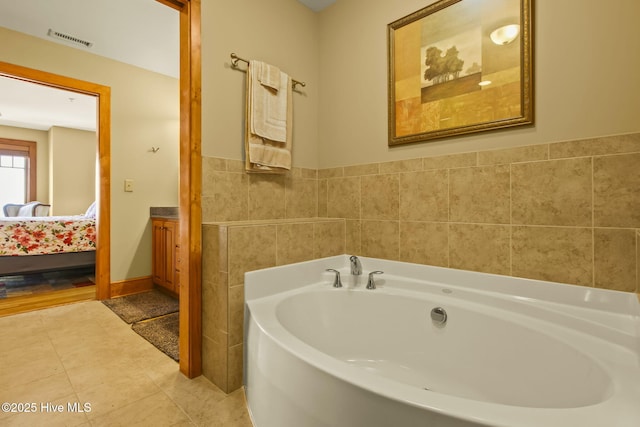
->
{"left": 102, "top": 289, "right": 179, "bottom": 324}
{"left": 132, "top": 312, "right": 179, "bottom": 361}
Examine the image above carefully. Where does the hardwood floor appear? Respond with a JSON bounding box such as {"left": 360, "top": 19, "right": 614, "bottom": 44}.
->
{"left": 0, "top": 285, "right": 96, "bottom": 317}
{"left": 0, "top": 268, "right": 96, "bottom": 317}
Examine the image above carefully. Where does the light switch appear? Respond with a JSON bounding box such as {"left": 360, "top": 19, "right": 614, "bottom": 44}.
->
{"left": 124, "top": 179, "right": 134, "bottom": 192}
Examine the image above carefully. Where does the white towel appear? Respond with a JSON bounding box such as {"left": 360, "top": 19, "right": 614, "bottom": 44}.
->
{"left": 249, "top": 60, "right": 288, "bottom": 143}
{"left": 257, "top": 61, "right": 281, "bottom": 92}
{"left": 245, "top": 61, "right": 293, "bottom": 173}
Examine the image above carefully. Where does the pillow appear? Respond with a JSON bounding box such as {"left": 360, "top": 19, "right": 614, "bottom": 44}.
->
{"left": 17, "top": 202, "right": 38, "bottom": 217}
{"left": 85, "top": 202, "right": 97, "bottom": 218}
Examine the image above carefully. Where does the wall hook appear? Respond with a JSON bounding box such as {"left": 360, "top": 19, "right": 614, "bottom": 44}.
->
{"left": 151, "top": 147, "right": 160, "bottom": 153}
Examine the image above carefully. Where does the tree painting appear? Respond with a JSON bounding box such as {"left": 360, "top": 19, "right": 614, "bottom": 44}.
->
{"left": 424, "top": 45, "right": 465, "bottom": 85}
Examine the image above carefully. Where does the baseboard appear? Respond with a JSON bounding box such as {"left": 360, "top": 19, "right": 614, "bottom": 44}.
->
{"left": 110, "top": 276, "right": 154, "bottom": 298}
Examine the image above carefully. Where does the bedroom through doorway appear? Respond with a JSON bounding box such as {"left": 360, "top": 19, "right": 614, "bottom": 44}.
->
{"left": 0, "top": 62, "right": 111, "bottom": 317}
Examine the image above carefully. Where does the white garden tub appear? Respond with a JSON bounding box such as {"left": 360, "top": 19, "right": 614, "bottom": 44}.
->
{"left": 244, "top": 255, "right": 640, "bottom": 427}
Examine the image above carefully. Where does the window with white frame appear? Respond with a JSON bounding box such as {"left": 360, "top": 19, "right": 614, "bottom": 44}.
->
{"left": 0, "top": 139, "right": 37, "bottom": 217}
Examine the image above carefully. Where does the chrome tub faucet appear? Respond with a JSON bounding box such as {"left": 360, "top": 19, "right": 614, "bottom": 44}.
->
{"left": 366, "top": 271, "right": 384, "bottom": 290}
{"left": 325, "top": 269, "right": 342, "bottom": 288}
{"left": 350, "top": 255, "right": 362, "bottom": 275}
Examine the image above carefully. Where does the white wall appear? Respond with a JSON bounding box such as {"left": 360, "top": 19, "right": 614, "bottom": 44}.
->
{"left": 317, "top": 0, "right": 640, "bottom": 167}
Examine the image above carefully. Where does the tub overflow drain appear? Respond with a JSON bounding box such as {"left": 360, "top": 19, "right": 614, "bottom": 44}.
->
{"left": 430, "top": 307, "right": 447, "bottom": 325}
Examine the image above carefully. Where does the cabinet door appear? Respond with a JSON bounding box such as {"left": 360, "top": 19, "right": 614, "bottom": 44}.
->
{"left": 174, "top": 238, "right": 181, "bottom": 295}
{"left": 163, "top": 220, "right": 177, "bottom": 292}
{"left": 151, "top": 219, "right": 166, "bottom": 285}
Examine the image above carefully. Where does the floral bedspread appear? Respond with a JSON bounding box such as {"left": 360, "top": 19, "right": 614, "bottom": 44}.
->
{"left": 0, "top": 216, "right": 96, "bottom": 256}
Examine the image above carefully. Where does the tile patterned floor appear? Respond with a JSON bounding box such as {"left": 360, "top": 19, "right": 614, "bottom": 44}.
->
{"left": 0, "top": 301, "right": 253, "bottom": 426}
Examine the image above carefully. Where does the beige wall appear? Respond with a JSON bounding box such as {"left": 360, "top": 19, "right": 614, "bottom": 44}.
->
{"left": 0, "top": 125, "right": 49, "bottom": 203}
{"left": 0, "top": 27, "right": 180, "bottom": 281}
{"left": 201, "top": 0, "right": 320, "bottom": 168}
{"left": 201, "top": 0, "right": 640, "bottom": 168}
{"left": 317, "top": 0, "right": 640, "bottom": 167}
{"left": 48, "top": 126, "right": 96, "bottom": 216}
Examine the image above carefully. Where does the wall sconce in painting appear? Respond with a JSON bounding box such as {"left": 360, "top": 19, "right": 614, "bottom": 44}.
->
{"left": 490, "top": 24, "right": 520, "bottom": 45}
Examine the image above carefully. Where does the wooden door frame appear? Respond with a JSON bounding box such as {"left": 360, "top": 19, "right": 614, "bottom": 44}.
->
{"left": 0, "top": 61, "right": 112, "bottom": 301}
{"left": 157, "top": 0, "right": 202, "bottom": 378}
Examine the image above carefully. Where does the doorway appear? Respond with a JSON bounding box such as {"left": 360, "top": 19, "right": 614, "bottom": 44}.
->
{"left": 0, "top": 61, "right": 112, "bottom": 304}
{"left": 0, "top": 0, "right": 201, "bottom": 378}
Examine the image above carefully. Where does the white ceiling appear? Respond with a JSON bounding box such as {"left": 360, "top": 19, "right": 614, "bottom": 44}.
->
{"left": 0, "top": 0, "right": 179, "bottom": 132}
{"left": 0, "top": 0, "right": 334, "bottom": 132}
{"left": 298, "top": 0, "right": 336, "bottom": 12}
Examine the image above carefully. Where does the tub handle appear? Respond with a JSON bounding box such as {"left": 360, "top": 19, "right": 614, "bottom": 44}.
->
{"left": 366, "top": 271, "right": 384, "bottom": 290}
{"left": 325, "top": 269, "right": 343, "bottom": 288}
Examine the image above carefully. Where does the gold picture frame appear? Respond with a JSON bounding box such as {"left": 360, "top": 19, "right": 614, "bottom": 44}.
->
{"left": 388, "top": 0, "right": 534, "bottom": 146}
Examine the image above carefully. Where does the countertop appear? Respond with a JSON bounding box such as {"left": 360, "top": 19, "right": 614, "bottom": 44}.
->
{"left": 150, "top": 206, "right": 179, "bottom": 219}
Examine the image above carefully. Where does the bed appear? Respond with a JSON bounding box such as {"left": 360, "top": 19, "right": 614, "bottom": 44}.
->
{"left": 0, "top": 215, "right": 96, "bottom": 275}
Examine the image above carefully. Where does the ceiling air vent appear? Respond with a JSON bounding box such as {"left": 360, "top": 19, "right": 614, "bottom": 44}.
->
{"left": 47, "top": 29, "right": 93, "bottom": 48}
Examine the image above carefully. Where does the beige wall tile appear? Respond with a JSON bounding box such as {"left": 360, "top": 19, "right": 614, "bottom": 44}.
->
{"left": 228, "top": 285, "right": 244, "bottom": 347}
{"left": 301, "top": 168, "right": 317, "bottom": 179}
{"left": 201, "top": 277, "right": 218, "bottom": 338}
{"left": 512, "top": 226, "right": 593, "bottom": 287}
{"left": 422, "top": 152, "right": 477, "bottom": 170}
{"left": 594, "top": 153, "right": 640, "bottom": 227}
{"left": 285, "top": 177, "right": 318, "bottom": 218}
{"left": 314, "top": 220, "right": 346, "bottom": 258}
{"left": 202, "top": 273, "right": 227, "bottom": 337}
{"left": 201, "top": 330, "right": 227, "bottom": 392}
{"left": 202, "top": 157, "right": 226, "bottom": 197}
{"left": 638, "top": 231, "right": 640, "bottom": 294}
{"left": 449, "top": 223, "right": 510, "bottom": 275}
{"left": 594, "top": 228, "right": 636, "bottom": 292}
{"left": 399, "top": 221, "right": 448, "bottom": 267}
{"left": 276, "top": 223, "right": 315, "bottom": 265}
{"left": 478, "top": 144, "right": 548, "bottom": 166}
{"left": 226, "top": 159, "right": 245, "bottom": 173}
{"left": 288, "top": 167, "right": 303, "bottom": 179}
{"left": 360, "top": 220, "right": 399, "bottom": 260}
{"left": 512, "top": 158, "right": 592, "bottom": 226}
{"left": 201, "top": 196, "right": 216, "bottom": 222}
{"left": 379, "top": 158, "right": 422, "bottom": 174}
{"left": 248, "top": 174, "right": 286, "bottom": 220}
{"left": 327, "top": 176, "right": 361, "bottom": 219}
{"left": 218, "top": 226, "right": 228, "bottom": 273}
{"left": 399, "top": 170, "right": 448, "bottom": 222}
{"left": 550, "top": 133, "right": 640, "bottom": 159}
{"left": 344, "top": 163, "right": 379, "bottom": 177}
{"left": 213, "top": 157, "right": 229, "bottom": 171}
{"left": 228, "top": 225, "right": 277, "bottom": 286}
{"left": 227, "top": 344, "right": 244, "bottom": 393}
{"left": 361, "top": 174, "right": 399, "bottom": 220}
{"left": 201, "top": 225, "right": 220, "bottom": 279}
{"left": 318, "top": 167, "right": 344, "bottom": 179}
{"left": 213, "top": 171, "right": 249, "bottom": 221}
{"left": 318, "top": 179, "right": 328, "bottom": 217}
{"left": 449, "top": 165, "right": 510, "bottom": 224}
{"left": 346, "top": 220, "right": 361, "bottom": 254}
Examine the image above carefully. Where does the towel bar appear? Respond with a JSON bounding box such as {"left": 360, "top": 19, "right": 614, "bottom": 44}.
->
{"left": 230, "top": 53, "right": 306, "bottom": 90}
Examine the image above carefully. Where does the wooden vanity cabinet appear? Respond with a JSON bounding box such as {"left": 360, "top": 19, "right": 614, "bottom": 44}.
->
{"left": 152, "top": 217, "right": 180, "bottom": 295}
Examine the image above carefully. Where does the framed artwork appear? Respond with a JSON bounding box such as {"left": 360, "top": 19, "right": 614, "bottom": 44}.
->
{"left": 388, "top": 0, "right": 533, "bottom": 145}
